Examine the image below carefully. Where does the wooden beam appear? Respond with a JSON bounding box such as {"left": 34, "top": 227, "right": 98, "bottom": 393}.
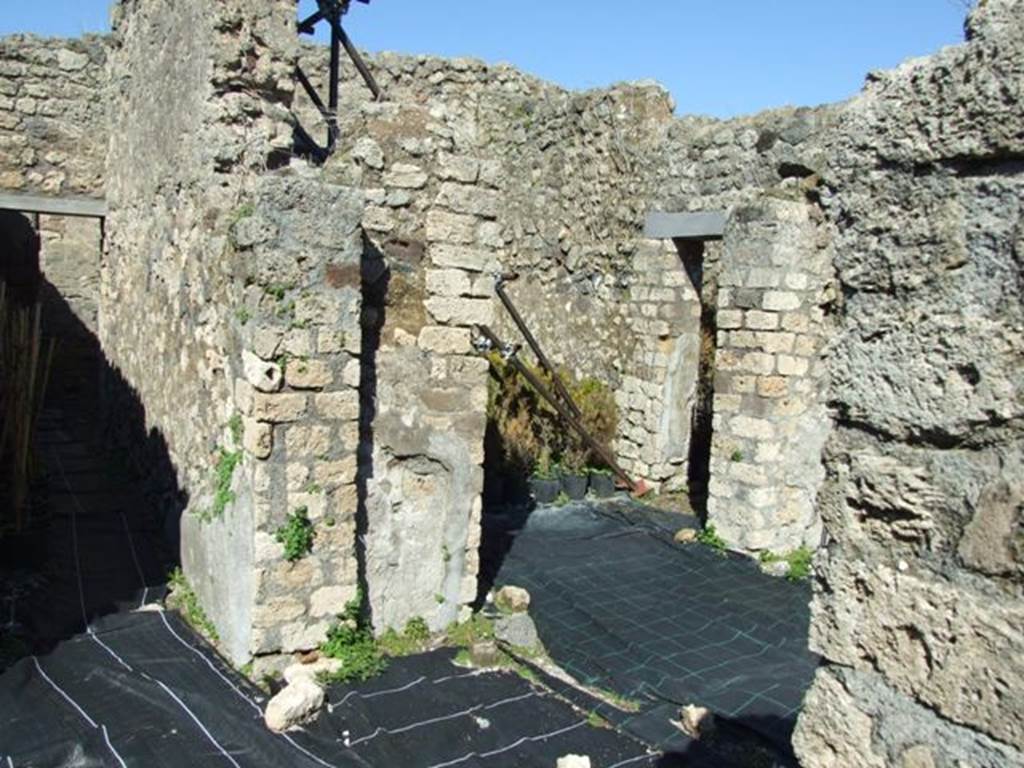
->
{"left": 0, "top": 191, "right": 107, "bottom": 219}
{"left": 644, "top": 211, "right": 726, "bottom": 241}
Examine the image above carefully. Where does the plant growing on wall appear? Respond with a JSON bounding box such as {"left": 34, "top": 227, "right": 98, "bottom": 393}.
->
{"left": 320, "top": 589, "right": 387, "bottom": 682}
{"left": 486, "top": 354, "right": 620, "bottom": 486}
{"left": 275, "top": 506, "right": 315, "bottom": 561}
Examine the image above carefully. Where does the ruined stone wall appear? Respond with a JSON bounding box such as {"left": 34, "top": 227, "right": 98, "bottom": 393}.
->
{"left": 305, "top": 97, "right": 498, "bottom": 632}
{"left": 0, "top": 34, "right": 106, "bottom": 195}
{"left": 299, "top": 50, "right": 709, "bottom": 488}
{"left": 793, "top": 1, "right": 1024, "bottom": 764}
{"left": 0, "top": 35, "right": 108, "bottom": 402}
{"left": 102, "top": 0, "right": 370, "bottom": 665}
{"left": 706, "top": 192, "right": 833, "bottom": 553}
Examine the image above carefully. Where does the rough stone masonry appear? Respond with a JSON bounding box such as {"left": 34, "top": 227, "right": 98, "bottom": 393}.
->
{"left": 0, "top": 0, "right": 1021, "bottom": 763}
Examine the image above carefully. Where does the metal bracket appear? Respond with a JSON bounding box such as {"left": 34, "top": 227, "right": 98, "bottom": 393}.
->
{"left": 294, "top": 0, "right": 382, "bottom": 164}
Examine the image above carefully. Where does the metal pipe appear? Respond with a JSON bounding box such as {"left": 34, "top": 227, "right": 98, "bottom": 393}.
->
{"left": 327, "top": 20, "right": 342, "bottom": 152}
{"left": 477, "top": 325, "right": 644, "bottom": 495}
{"left": 494, "top": 274, "right": 582, "bottom": 419}
{"left": 297, "top": 10, "right": 325, "bottom": 34}
{"left": 337, "top": 22, "right": 383, "bottom": 101}
{"left": 296, "top": 65, "right": 331, "bottom": 121}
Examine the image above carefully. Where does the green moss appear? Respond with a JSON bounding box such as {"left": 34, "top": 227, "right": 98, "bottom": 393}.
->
{"left": 785, "top": 546, "right": 814, "bottom": 581}
{"left": 730, "top": 449, "right": 744, "bottom": 463}
{"left": 696, "top": 524, "right": 727, "bottom": 555}
{"left": 379, "top": 617, "right": 432, "bottom": 658}
{"left": 275, "top": 507, "right": 315, "bottom": 562}
{"left": 320, "top": 589, "right": 388, "bottom": 683}
{"left": 227, "top": 414, "right": 243, "bottom": 447}
{"left": 167, "top": 567, "right": 219, "bottom": 642}
{"left": 445, "top": 614, "right": 495, "bottom": 648}
{"left": 201, "top": 448, "right": 243, "bottom": 522}
{"left": 587, "top": 710, "right": 611, "bottom": 729}
{"left": 760, "top": 546, "right": 814, "bottom": 581}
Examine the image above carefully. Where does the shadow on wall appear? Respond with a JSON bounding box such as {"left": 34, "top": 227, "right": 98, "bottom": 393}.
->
{"left": 355, "top": 235, "right": 389, "bottom": 624}
{"left": 0, "top": 211, "right": 186, "bottom": 659}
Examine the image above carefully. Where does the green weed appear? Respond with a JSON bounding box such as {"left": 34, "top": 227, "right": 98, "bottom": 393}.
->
{"left": 201, "top": 448, "right": 242, "bottom": 522}
{"left": 320, "top": 590, "right": 387, "bottom": 683}
{"left": 167, "top": 567, "right": 219, "bottom": 642}
{"left": 696, "top": 524, "right": 727, "bottom": 555}
{"left": 275, "top": 507, "right": 315, "bottom": 562}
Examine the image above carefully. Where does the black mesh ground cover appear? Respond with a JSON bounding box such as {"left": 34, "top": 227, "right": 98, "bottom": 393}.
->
{"left": 1, "top": 611, "right": 663, "bottom": 768}
{"left": 493, "top": 500, "right": 819, "bottom": 760}
{"left": 1, "top": 411, "right": 666, "bottom": 767}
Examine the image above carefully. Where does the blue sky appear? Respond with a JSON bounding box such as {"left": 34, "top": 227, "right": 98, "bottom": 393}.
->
{"left": 1, "top": 1, "right": 971, "bottom": 117}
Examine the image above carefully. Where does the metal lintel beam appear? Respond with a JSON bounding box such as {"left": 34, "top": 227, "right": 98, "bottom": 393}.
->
{"left": 644, "top": 211, "right": 726, "bottom": 241}
{"left": 0, "top": 191, "right": 107, "bottom": 219}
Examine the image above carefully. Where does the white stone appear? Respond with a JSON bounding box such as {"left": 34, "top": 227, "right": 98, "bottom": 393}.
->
{"left": 495, "top": 585, "right": 531, "bottom": 613}
{"left": 242, "top": 349, "right": 283, "bottom": 393}
{"left": 352, "top": 137, "right": 384, "bottom": 169}
{"left": 556, "top": 756, "right": 591, "bottom": 768}
{"left": 283, "top": 658, "right": 344, "bottom": 686}
{"left": 264, "top": 679, "right": 325, "bottom": 732}
{"left": 383, "top": 163, "right": 428, "bottom": 189}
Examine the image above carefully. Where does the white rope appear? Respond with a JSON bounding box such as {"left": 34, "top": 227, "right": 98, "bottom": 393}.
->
{"left": 426, "top": 720, "right": 587, "bottom": 768}
{"left": 117, "top": 509, "right": 149, "bottom": 608}
{"left": 158, "top": 612, "right": 260, "bottom": 714}
{"left": 152, "top": 679, "right": 242, "bottom": 768}
{"left": 32, "top": 657, "right": 129, "bottom": 767}
{"left": 348, "top": 691, "right": 538, "bottom": 747}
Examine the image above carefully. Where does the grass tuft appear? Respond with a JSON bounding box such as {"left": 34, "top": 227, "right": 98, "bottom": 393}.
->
{"left": 696, "top": 523, "right": 728, "bottom": 555}
{"left": 167, "top": 567, "right": 219, "bottom": 642}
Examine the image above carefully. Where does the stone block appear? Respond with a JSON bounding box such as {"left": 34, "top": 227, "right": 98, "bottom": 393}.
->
{"left": 425, "top": 297, "right": 493, "bottom": 326}
{"left": 310, "top": 585, "right": 358, "bottom": 618}
{"left": 731, "top": 415, "right": 775, "bottom": 440}
{"left": 757, "top": 376, "right": 790, "bottom": 398}
{"left": 285, "top": 359, "right": 333, "bottom": 390}
{"left": 383, "top": 163, "right": 428, "bottom": 189}
{"left": 426, "top": 210, "right": 477, "bottom": 244}
{"left": 431, "top": 244, "right": 497, "bottom": 272}
{"left": 363, "top": 205, "right": 395, "bottom": 232}
{"left": 315, "top": 391, "right": 360, "bottom": 421}
{"left": 757, "top": 331, "right": 796, "bottom": 354}
{"left": 243, "top": 418, "right": 273, "bottom": 459}
{"left": 718, "top": 309, "right": 744, "bottom": 329}
{"left": 740, "top": 351, "right": 775, "bottom": 375}
{"left": 313, "top": 456, "right": 358, "bottom": 488}
{"left": 284, "top": 426, "right": 332, "bottom": 458}
{"left": 763, "top": 290, "right": 802, "bottom": 311}
{"left": 253, "top": 393, "right": 308, "bottom": 423}
{"left": 745, "top": 309, "right": 774, "bottom": 329}
{"left": 415, "top": 325, "right": 471, "bottom": 354}
{"left": 426, "top": 268, "right": 472, "bottom": 297}
{"left": 436, "top": 182, "right": 501, "bottom": 219}
{"left": 777, "top": 355, "right": 809, "bottom": 377}
{"left": 437, "top": 153, "right": 479, "bottom": 183}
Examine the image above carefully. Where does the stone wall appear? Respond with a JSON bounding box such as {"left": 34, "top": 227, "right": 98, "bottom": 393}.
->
{"left": 706, "top": 191, "right": 833, "bottom": 552}
{"left": 0, "top": 35, "right": 108, "bottom": 404}
{"left": 102, "top": 0, "right": 371, "bottom": 664}
{"left": 299, "top": 49, "right": 706, "bottom": 489}
{"left": 308, "top": 98, "right": 498, "bottom": 631}
{"left": 793, "top": 1, "right": 1024, "bottom": 764}
{"left": 0, "top": 34, "right": 106, "bottom": 195}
